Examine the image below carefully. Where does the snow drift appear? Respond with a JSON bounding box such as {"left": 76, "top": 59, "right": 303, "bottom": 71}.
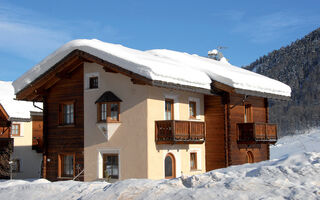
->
{"left": 1, "top": 130, "right": 320, "bottom": 200}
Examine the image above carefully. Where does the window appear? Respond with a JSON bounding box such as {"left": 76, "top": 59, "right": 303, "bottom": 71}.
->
{"left": 244, "top": 104, "right": 253, "bottom": 123}
{"left": 103, "top": 154, "right": 119, "bottom": 179}
{"left": 89, "top": 77, "right": 98, "bottom": 89}
{"left": 11, "top": 124, "right": 20, "bottom": 136}
{"left": 165, "top": 99, "right": 174, "bottom": 120}
{"left": 59, "top": 102, "right": 75, "bottom": 125}
{"left": 11, "top": 159, "right": 20, "bottom": 172}
{"left": 189, "top": 101, "right": 196, "bottom": 119}
{"left": 190, "top": 152, "right": 197, "bottom": 170}
{"left": 98, "top": 102, "right": 120, "bottom": 122}
{"left": 58, "top": 154, "right": 75, "bottom": 177}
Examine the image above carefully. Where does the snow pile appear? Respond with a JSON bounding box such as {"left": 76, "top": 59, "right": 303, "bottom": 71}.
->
{"left": 1, "top": 130, "right": 320, "bottom": 199}
{"left": 13, "top": 39, "right": 291, "bottom": 98}
{"left": 270, "top": 128, "right": 320, "bottom": 159}
{"left": 0, "top": 81, "right": 42, "bottom": 119}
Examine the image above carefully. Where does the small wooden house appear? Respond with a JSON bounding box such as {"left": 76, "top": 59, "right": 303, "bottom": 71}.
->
{"left": 13, "top": 39, "right": 291, "bottom": 181}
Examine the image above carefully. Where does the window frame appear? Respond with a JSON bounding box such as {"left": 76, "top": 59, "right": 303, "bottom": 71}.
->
{"left": 190, "top": 152, "right": 197, "bottom": 170}
{"left": 59, "top": 101, "right": 75, "bottom": 126}
{"left": 58, "top": 153, "right": 76, "bottom": 178}
{"left": 11, "top": 124, "right": 20, "bottom": 136}
{"left": 165, "top": 99, "right": 174, "bottom": 120}
{"left": 189, "top": 101, "right": 197, "bottom": 119}
{"left": 97, "top": 102, "right": 120, "bottom": 123}
{"left": 102, "top": 154, "right": 119, "bottom": 179}
{"left": 89, "top": 76, "right": 99, "bottom": 89}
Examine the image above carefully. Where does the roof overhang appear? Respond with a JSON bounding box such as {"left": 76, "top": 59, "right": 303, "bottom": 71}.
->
{"left": 15, "top": 50, "right": 290, "bottom": 102}
{"left": 212, "top": 81, "right": 291, "bottom": 101}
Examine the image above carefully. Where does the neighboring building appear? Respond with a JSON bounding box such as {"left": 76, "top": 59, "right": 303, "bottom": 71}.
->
{"left": 0, "top": 81, "right": 43, "bottom": 179}
{"left": 12, "top": 39, "right": 291, "bottom": 182}
{"left": 0, "top": 103, "right": 13, "bottom": 179}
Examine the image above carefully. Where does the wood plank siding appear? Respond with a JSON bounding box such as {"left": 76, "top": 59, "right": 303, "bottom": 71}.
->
{"left": 205, "top": 93, "right": 270, "bottom": 172}
{"left": 228, "top": 94, "right": 269, "bottom": 165}
{"left": 204, "top": 95, "right": 227, "bottom": 171}
{"left": 44, "top": 65, "right": 84, "bottom": 181}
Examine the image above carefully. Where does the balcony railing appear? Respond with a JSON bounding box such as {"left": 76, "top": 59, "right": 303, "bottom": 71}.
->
{"left": 237, "top": 122, "right": 277, "bottom": 144}
{"left": 155, "top": 120, "right": 205, "bottom": 144}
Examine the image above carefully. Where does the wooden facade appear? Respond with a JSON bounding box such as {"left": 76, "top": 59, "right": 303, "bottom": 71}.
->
{"left": 31, "top": 113, "right": 44, "bottom": 153}
{"left": 204, "top": 93, "right": 274, "bottom": 171}
{"left": 0, "top": 104, "right": 13, "bottom": 179}
{"left": 43, "top": 65, "right": 84, "bottom": 181}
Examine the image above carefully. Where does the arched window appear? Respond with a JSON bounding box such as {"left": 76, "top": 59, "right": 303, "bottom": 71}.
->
{"left": 246, "top": 151, "right": 254, "bottom": 163}
{"left": 165, "top": 153, "right": 176, "bottom": 179}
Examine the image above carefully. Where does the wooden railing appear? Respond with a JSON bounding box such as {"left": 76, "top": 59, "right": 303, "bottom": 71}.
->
{"left": 155, "top": 120, "right": 205, "bottom": 144}
{"left": 237, "top": 123, "right": 277, "bottom": 144}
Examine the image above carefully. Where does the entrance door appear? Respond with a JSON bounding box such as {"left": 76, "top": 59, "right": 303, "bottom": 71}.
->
{"left": 246, "top": 151, "right": 254, "bottom": 163}
{"left": 164, "top": 153, "right": 176, "bottom": 179}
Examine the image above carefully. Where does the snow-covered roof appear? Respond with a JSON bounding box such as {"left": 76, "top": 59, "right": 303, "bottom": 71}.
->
{"left": 13, "top": 39, "right": 291, "bottom": 98}
{"left": 0, "top": 81, "right": 42, "bottom": 119}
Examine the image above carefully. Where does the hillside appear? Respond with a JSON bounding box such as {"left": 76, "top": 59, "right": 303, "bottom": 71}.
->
{"left": 0, "top": 129, "right": 320, "bottom": 199}
{"left": 245, "top": 28, "right": 320, "bottom": 136}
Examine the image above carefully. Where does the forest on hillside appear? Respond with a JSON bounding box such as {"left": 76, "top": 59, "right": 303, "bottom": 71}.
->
{"left": 245, "top": 28, "right": 320, "bottom": 137}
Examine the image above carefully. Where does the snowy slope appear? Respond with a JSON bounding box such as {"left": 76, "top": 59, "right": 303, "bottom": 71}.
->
{"left": 13, "top": 39, "right": 291, "bottom": 98}
{"left": 0, "top": 81, "right": 42, "bottom": 119}
{"left": 1, "top": 129, "right": 320, "bottom": 200}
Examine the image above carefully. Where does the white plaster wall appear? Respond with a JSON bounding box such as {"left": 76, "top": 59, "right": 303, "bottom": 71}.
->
{"left": 11, "top": 121, "right": 42, "bottom": 179}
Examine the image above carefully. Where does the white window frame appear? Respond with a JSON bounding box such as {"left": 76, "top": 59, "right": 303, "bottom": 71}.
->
{"left": 85, "top": 72, "right": 99, "bottom": 90}
{"left": 97, "top": 148, "right": 120, "bottom": 179}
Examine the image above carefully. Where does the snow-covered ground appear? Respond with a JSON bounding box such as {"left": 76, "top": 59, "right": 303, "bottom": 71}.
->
{"left": 1, "top": 130, "right": 320, "bottom": 200}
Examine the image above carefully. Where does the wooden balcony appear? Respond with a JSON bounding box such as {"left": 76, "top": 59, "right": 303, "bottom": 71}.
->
{"left": 32, "top": 137, "right": 43, "bottom": 153}
{"left": 237, "top": 123, "right": 277, "bottom": 144}
{"left": 155, "top": 120, "right": 205, "bottom": 144}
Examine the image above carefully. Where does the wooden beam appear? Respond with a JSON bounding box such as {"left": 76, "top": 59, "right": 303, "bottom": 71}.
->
{"left": 131, "top": 78, "right": 148, "bottom": 85}
{"left": 78, "top": 50, "right": 153, "bottom": 85}
{"left": 103, "top": 66, "right": 118, "bottom": 73}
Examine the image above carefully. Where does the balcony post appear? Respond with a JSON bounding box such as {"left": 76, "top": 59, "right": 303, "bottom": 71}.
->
{"left": 189, "top": 121, "right": 192, "bottom": 140}
{"left": 172, "top": 120, "right": 175, "bottom": 141}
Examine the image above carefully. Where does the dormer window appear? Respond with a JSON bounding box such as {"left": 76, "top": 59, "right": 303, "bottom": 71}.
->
{"left": 89, "top": 77, "right": 98, "bottom": 89}
{"left": 96, "top": 91, "right": 122, "bottom": 123}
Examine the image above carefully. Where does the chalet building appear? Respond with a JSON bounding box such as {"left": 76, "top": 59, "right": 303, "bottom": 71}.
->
{"left": 13, "top": 39, "right": 291, "bottom": 182}
{"left": 0, "top": 81, "right": 43, "bottom": 179}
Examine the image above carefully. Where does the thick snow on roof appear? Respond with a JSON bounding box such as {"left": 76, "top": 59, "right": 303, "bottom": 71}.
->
{"left": 0, "top": 130, "right": 320, "bottom": 199}
{"left": 0, "top": 81, "right": 42, "bottom": 119}
{"left": 13, "top": 39, "right": 291, "bottom": 97}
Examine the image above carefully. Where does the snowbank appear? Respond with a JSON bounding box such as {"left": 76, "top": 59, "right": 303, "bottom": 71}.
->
{"left": 270, "top": 128, "right": 320, "bottom": 159}
{"left": 1, "top": 130, "right": 320, "bottom": 200}
{"left": 13, "top": 39, "right": 291, "bottom": 98}
{"left": 0, "top": 81, "right": 42, "bottom": 119}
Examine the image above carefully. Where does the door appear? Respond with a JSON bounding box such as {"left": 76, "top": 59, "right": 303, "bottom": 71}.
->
{"left": 164, "top": 153, "right": 176, "bottom": 179}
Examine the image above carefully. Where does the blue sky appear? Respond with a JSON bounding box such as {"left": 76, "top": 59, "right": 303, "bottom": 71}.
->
{"left": 0, "top": 0, "right": 319, "bottom": 81}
